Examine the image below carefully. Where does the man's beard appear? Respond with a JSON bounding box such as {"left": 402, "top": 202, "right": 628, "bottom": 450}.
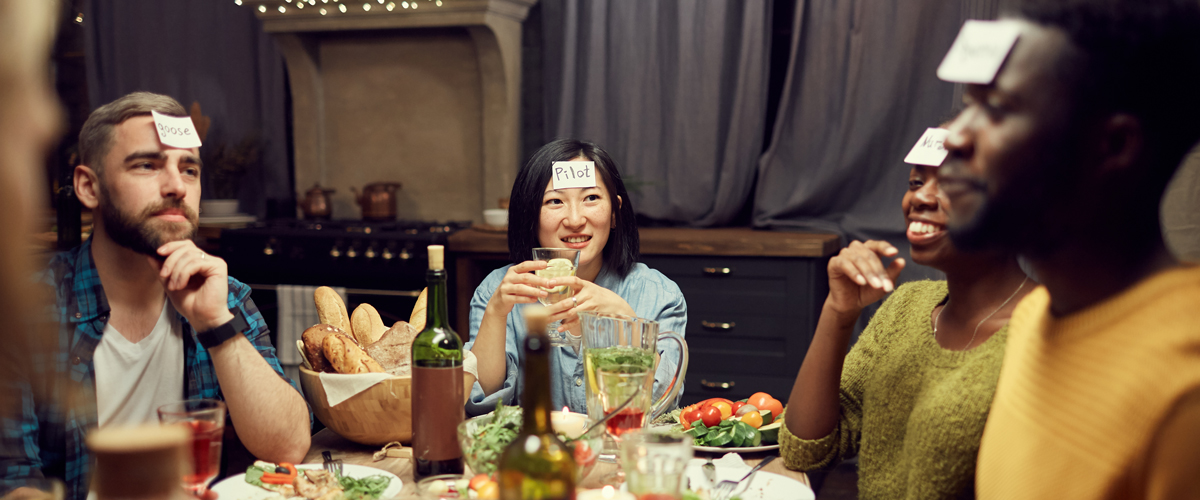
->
{"left": 98, "top": 187, "right": 198, "bottom": 258}
{"left": 947, "top": 169, "right": 1072, "bottom": 258}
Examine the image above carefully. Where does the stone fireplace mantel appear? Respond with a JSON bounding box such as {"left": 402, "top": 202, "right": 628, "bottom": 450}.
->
{"left": 244, "top": 0, "right": 536, "bottom": 222}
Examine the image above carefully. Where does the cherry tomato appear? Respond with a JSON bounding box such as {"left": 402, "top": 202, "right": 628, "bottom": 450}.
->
{"left": 749, "top": 392, "right": 784, "bottom": 419}
{"left": 700, "top": 406, "right": 722, "bottom": 427}
{"left": 475, "top": 481, "right": 499, "bottom": 500}
{"left": 469, "top": 474, "right": 492, "bottom": 490}
{"left": 710, "top": 401, "right": 733, "bottom": 420}
{"left": 682, "top": 407, "right": 703, "bottom": 427}
{"left": 731, "top": 401, "right": 746, "bottom": 414}
{"left": 741, "top": 411, "right": 763, "bottom": 429}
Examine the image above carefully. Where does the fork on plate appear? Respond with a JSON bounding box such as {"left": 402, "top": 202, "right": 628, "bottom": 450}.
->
{"left": 321, "top": 451, "right": 343, "bottom": 476}
{"left": 713, "top": 455, "right": 775, "bottom": 500}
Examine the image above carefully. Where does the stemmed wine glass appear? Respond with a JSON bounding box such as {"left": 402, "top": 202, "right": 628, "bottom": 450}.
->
{"left": 157, "top": 399, "right": 226, "bottom": 496}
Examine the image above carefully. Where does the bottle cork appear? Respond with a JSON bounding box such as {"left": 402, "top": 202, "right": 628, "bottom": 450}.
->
{"left": 523, "top": 305, "right": 550, "bottom": 338}
{"left": 87, "top": 425, "right": 189, "bottom": 500}
{"left": 428, "top": 245, "right": 444, "bottom": 270}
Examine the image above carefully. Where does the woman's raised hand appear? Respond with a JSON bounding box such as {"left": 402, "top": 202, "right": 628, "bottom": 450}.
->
{"left": 826, "top": 240, "right": 906, "bottom": 315}
{"left": 486, "top": 260, "right": 552, "bottom": 315}
{"left": 543, "top": 276, "right": 636, "bottom": 333}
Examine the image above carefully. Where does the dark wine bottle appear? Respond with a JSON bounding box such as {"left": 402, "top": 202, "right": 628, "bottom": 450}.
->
{"left": 498, "top": 307, "right": 576, "bottom": 500}
{"left": 411, "top": 245, "right": 465, "bottom": 481}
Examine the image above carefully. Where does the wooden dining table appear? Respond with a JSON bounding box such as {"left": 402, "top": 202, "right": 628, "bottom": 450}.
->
{"left": 304, "top": 429, "right": 810, "bottom": 499}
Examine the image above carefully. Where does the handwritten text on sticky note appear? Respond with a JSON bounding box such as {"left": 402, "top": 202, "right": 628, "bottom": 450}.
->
{"left": 551, "top": 161, "right": 597, "bottom": 190}
{"left": 904, "top": 128, "right": 951, "bottom": 166}
{"left": 937, "top": 20, "right": 1022, "bottom": 84}
{"left": 151, "top": 110, "right": 202, "bottom": 149}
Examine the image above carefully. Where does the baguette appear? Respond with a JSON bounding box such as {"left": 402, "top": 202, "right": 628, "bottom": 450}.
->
{"left": 409, "top": 288, "right": 428, "bottom": 331}
{"left": 314, "top": 286, "right": 352, "bottom": 334}
{"left": 366, "top": 321, "right": 419, "bottom": 376}
{"left": 322, "top": 330, "right": 384, "bottom": 374}
{"left": 301, "top": 324, "right": 345, "bottom": 373}
{"left": 350, "top": 303, "right": 388, "bottom": 345}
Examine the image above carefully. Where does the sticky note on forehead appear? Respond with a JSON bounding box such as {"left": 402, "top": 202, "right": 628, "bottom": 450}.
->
{"left": 904, "top": 128, "right": 950, "bottom": 166}
{"left": 937, "top": 20, "right": 1022, "bottom": 84}
{"left": 551, "top": 161, "right": 597, "bottom": 190}
{"left": 151, "top": 110, "right": 202, "bottom": 149}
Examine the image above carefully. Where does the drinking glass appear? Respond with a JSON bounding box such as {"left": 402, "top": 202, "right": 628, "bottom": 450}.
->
{"left": 532, "top": 247, "right": 581, "bottom": 346}
{"left": 595, "top": 364, "right": 652, "bottom": 441}
{"left": 157, "top": 399, "right": 226, "bottom": 496}
{"left": 618, "top": 429, "right": 693, "bottom": 500}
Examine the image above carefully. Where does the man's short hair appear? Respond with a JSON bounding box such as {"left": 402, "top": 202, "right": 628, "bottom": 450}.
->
{"left": 78, "top": 91, "right": 187, "bottom": 172}
{"left": 1014, "top": 0, "right": 1200, "bottom": 186}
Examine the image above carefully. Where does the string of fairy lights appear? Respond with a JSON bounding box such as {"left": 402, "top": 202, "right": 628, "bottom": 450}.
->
{"left": 236, "top": 0, "right": 445, "bottom": 16}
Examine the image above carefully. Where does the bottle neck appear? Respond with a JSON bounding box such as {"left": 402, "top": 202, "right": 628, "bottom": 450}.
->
{"left": 425, "top": 269, "right": 448, "bottom": 330}
{"left": 521, "top": 333, "right": 555, "bottom": 434}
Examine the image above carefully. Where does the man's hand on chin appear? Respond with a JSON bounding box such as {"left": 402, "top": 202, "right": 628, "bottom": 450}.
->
{"left": 151, "top": 240, "right": 234, "bottom": 332}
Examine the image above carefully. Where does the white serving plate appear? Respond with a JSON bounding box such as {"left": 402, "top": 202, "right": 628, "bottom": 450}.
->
{"left": 684, "top": 457, "right": 813, "bottom": 500}
{"left": 210, "top": 463, "right": 402, "bottom": 500}
{"left": 692, "top": 443, "right": 780, "bottom": 453}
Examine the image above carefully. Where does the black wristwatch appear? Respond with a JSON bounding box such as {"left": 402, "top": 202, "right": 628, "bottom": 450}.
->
{"left": 197, "top": 309, "right": 249, "bottom": 349}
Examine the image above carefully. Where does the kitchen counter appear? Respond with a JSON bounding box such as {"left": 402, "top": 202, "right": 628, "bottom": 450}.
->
{"left": 446, "top": 226, "right": 840, "bottom": 257}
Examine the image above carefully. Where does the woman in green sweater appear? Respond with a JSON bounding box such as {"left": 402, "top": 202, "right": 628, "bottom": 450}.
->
{"left": 780, "top": 158, "right": 1034, "bottom": 498}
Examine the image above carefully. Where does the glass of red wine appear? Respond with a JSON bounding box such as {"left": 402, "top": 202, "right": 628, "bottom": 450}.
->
{"left": 596, "top": 364, "right": 652, "bottom": 442}
{"left": 157, "top": 399, "right": 226, "bottom": 496}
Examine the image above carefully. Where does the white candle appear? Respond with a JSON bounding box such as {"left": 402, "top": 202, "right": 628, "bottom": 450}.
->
{"left": 550, "top": 409, "right": 588, "bottom": 439}
{"left": 576, "top": 485, "right": 636, "bottom": 500}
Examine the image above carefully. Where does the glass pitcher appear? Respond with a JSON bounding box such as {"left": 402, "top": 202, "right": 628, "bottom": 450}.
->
{"left": 579, "top": 311, "right": 689, "bottom": 424}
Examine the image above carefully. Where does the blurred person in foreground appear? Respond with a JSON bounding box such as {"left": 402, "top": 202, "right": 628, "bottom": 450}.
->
{"left": 0, "top": 90, "right": 311, "bottom": 500}
{"left": 938, "top": 0, "right": 1200, "bottom": 497}
{"left": 779, "top": 128, "right": 1032, "bottom": 498}
{"left": 0, "top": 1, "right": 66, "bottom": 498}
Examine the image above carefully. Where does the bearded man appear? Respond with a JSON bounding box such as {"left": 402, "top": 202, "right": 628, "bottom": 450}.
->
{"left": 1, "top": 92, "right": 309, "bottom": 499}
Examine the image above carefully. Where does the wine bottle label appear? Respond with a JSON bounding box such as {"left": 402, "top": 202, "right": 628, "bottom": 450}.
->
{"left": 412, "top": 365, "right": 464, "bottom": 461}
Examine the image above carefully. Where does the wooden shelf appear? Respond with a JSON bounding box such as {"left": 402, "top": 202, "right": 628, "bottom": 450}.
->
{"left": 447, "top": 227, "right": 840, "bottom": 258}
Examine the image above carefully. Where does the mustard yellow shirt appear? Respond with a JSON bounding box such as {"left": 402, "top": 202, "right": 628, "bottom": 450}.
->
{"left": 978, "top": 265, "right": 1200, "bottom": 499}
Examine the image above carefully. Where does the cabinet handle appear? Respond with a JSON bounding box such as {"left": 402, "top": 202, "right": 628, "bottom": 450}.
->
{"left": 703, "top": 267, "right": 733, "bottom": 275}
{"left": 701, "top": 320, "right": 735, "bottom": 331}
{"left": 700, "top": 379, "right": 735, "bottom": 391}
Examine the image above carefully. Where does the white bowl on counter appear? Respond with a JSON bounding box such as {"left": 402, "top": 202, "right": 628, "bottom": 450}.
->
{"left": 483, "top": 208, "right": 508, "bottom": 227}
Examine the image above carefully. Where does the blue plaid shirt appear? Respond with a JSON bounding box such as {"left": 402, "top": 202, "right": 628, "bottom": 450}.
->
{"left": 0, "top": 239, "right": 301, "bottom": 500}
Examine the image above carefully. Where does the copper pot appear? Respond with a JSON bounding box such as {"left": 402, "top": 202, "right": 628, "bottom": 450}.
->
{"left": 299, "top": 183, "right": 335, "bottom": 220}
{"left": 351, "top": 182, "right": 401, "bottom": 221}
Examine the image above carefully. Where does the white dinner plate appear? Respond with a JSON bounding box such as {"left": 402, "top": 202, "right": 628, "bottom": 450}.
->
{"left": 685, "top": 460, "right": 813, "bottom": 500}
{"left": 210, "top": 463, "right": 403, "bottom": 500}
{"left": 692, "top": 444, "right": 780, "bottom": 453}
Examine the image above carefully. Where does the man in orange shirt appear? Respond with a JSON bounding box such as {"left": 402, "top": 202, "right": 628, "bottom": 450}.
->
{"left": 938, "top": 0, "right": 1200, "bottom": 498}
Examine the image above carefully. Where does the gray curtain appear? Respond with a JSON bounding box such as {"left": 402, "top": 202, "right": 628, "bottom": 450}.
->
{"left": 541, "top": 0, "right": 772, "bottom": 226}
{"left": 755, "top": 0, "right": 1009, "bottom": 283}
{"left": 84, "top": 0, "right": 289, "bottom": 218}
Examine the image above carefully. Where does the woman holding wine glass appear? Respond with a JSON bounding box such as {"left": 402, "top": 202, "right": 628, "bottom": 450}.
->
{"left": 466, "top": 139, "right": 688, "bottom": 416}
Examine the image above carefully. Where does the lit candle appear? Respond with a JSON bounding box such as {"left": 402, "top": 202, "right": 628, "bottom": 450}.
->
{"left": 576, "top": 485, "right": 636, "bottom": 500}
{"left": 550, "top": 408, "right": 588, "bottom": 439}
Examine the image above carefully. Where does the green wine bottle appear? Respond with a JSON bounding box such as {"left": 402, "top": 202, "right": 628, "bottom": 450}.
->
{"left": 411, "top": 244, "right": 465, "bottom": 481}
{"left": 498, "top": 307, "right": 577, "bottom": 500}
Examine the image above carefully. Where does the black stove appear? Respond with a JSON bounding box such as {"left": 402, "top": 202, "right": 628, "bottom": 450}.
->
{"left": 219, "top": 219, "right": 471, "bottom": 291}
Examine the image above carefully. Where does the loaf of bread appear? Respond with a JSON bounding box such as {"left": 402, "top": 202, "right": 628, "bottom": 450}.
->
{"left": 301, "top": 324, "right": 346, "bottom": 373}
{"left": 351, "top": 303, "right": 388, "bottom": 345}
{"left": 409, "top": 288, "right": 428, "bottom": 332}
{"left": 323, "top": 330, "right": 384, "bottom": 374}
{"left": 314, "top": 287, "right": 352, "bottom": 334}
{"left": 366, "top": 321, "right": 418, "bottom": 376}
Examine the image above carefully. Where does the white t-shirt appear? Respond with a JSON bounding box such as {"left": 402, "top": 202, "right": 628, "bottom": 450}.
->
{"left": 95, "top": 300, "right": 185, "bottom": 427}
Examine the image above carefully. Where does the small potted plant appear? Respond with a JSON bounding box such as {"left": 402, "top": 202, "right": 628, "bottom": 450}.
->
{"left": 201, "top": 133, "right": 261, "bottom": 217}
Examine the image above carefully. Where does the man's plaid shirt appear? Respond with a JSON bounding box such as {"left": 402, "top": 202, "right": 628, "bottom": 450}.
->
{"left": 0, "top": 238, "right": 301, "bottom": 500}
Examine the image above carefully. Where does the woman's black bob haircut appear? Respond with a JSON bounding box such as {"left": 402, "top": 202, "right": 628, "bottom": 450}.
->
{"left": 507, "top": 139, "right": 640, "bottom": 277}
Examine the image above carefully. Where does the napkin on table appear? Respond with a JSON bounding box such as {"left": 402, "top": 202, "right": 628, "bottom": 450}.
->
{"left": 685, "top": 453, "right": 752, "bottom": 491}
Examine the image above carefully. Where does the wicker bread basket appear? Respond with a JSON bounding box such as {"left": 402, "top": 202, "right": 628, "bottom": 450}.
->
{"left": 297, "top": 366, "right": 472, "bottom": 446}
{"left": 298, "top": 366, "right": 412, "bottom": 446}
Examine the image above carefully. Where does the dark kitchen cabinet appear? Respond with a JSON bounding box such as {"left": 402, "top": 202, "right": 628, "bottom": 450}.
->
{"left": 639, "top": 255, "right": 830, "bottom": 406}
{"left": 446, "top": 227, "right": 839, "bottom": 408}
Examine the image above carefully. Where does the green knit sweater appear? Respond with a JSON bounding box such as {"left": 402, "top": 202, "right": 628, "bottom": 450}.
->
{"left": 779, "top": 280, "right": 1008, "bottom": 499}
